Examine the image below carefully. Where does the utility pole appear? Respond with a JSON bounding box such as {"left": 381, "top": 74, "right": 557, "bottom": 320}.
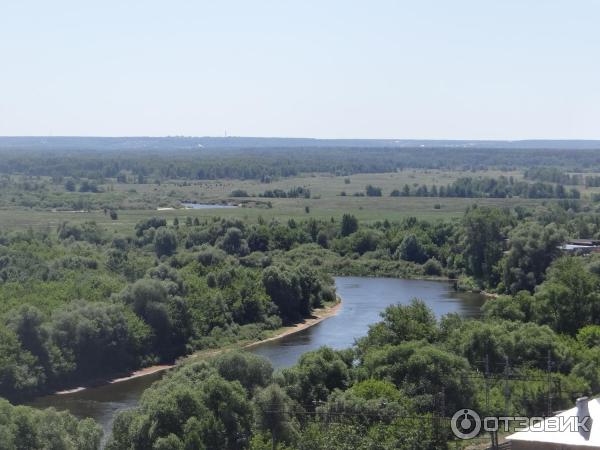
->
{"left": 547, "top": 350, "right": 554, "bottom": 416}
{"left": 484, "top": 354, "right": 490, "bottom": 416}
{"left": 504, "top": 356, "right": 511, "bottom": 417}
{"left": 484, "top": 354, "right": 498, "bottom": 450}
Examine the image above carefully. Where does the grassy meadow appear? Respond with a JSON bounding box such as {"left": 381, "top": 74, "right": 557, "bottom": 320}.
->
{"left": 0, "top": 169, "right": 558, "bottom": 232}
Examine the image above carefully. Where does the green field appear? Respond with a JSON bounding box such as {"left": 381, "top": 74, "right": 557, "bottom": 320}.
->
{"left": 0, "top": 170, "right": 555, "bottom": 231}
{"left": 110, "top": 169, "right": 524, "bottom": 200}
{"left": 0, "top": 196, "right": 550, "bottom": 231}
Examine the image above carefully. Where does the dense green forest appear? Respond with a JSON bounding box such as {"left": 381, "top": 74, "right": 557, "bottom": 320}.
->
{"left": 3, "top": 144, "right": 600, "bottom": 182}
{"left": 0, "top": 204, "right": 597, "bottom": 368}
{"left": 0, "top": 399, "right": 101, "bottom": 449}
{"left": 104, "top": 266, "right": 600, "bottom": 449}
{"left": 99, "top": 213, "right": 600, "bottom": 448}
{"left": 0, "top": 216, "right": 342, "bottom": 401}
{"left": 4, "top": 146, "right": 600, "bottom": 448}
{"left": 2, "top": 197, "right": 600, "bottom": 400}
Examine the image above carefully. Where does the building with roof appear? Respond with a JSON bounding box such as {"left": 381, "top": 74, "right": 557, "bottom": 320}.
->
{"left": 559, "top": 239, "right": 600, "bottom": 255}
{"left": 506, "top": 397, "right": 600, "bottom": 449}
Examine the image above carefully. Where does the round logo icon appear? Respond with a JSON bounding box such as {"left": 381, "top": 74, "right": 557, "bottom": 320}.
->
{"left": 451, "top": 409, "right": 481, "bottom": 439}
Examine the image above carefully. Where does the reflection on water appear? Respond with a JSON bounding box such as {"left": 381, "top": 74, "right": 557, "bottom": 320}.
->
{"left": 27, "top": 371, "right": 164, "bottom": 446}
{"left": 181, "top": 202, "right": 237, "bottom": 209}
{"left": 26, "top": 276, "right": 485, "bottom": 444}
{"left": 248, "top": 276, "right": 485, "bottom": 369}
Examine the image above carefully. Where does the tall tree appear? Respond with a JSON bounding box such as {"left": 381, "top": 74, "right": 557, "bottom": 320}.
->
{"left": 462, "top": 206, "right": 511, "bottom": 286}
{"left": 340, "top": 214, "right": 358, "bottom": 237}
{"left": 501, "top": 222, "right": 565, "bottom": 293}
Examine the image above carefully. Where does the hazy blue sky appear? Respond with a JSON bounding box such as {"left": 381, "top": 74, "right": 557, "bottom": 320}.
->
{"left": 1, "top": 1, "right": 598, "bottom": 139}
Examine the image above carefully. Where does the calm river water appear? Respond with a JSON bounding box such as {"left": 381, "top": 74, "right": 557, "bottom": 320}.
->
{"left": 251, "top": 276, "right": 485, "bottom": 368}
{"left": 28, "top": 276, "right": 485, "bottom": 442}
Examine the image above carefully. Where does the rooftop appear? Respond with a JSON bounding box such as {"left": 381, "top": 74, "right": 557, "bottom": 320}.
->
{"left": 507, "top": 397, "right": 600, "bottom": 447}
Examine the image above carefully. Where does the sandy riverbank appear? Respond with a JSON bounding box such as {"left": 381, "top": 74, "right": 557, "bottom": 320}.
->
{"left": 55, "top": 300, "right": 342, "bottom": 395}
{"left": 243, "top": 301, "right": 342, "bottom": 349}
{"left": 54, "top": 365, "right": 174, "bottom": 394}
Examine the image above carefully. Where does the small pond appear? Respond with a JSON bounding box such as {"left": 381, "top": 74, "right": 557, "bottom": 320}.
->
{"left": 181, "top": 202, "right": 237, "bottom": 209}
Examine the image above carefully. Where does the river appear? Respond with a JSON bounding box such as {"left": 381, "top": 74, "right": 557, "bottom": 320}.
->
{"left": 27, "top": 276, "right": 486, "bottom": 442}
{"left": 250, "top": 276, "right": 485, "bottom": 368}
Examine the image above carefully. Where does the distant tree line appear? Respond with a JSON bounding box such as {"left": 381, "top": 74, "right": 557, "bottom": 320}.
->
{"left": 387, "top": 176, "right": 581, "bottom": 199}
{"left": 4, "top": 147, "right": 600, "bottom": 181}
{"left": 524, "top": 167, "right": 584, "bottom": 185}
{"left": 584, "top": 176, "right": 600, "bottom": 187}
{"left": 259, "top": 186, "right": 311, "bottom": 199}
{"left": 525, "top": 167, "right": 600, "bottom": 188}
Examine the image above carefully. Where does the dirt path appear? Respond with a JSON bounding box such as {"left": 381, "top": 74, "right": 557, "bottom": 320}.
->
{"left": 55, "top": 300, "right": 342, "bottom": 395}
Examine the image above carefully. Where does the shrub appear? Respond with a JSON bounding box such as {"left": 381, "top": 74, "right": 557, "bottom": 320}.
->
{"left": 422, "top": 258, "right": 443, "bottom": 276}
{"left": 365, "top": 185, "right": 383, "bottom": 197}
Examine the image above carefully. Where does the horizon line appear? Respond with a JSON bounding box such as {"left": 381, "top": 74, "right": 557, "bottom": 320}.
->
{"left": 1, "top": 135, "right": 600, "bottom": 142}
